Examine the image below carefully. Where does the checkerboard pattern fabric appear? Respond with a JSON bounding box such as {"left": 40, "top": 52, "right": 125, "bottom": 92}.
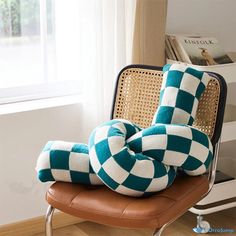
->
{"left": 36, "top": 64, "right": 213, "bottom": 197}
{"left": 36, "top": 141, "right": 102, "bottom": 185}
{"left": 88, "top": 120, "right": 212, "bottom": 196}
{"left": 152, "top": 63, "right": 211, "bottom": 125}
{"left": 88, "top": 119, "right": 177, "bottom": 196}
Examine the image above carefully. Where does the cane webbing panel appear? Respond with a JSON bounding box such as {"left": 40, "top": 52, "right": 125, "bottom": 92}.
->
{"left": 113, "top": 67, "right": 220, "bottom": 139}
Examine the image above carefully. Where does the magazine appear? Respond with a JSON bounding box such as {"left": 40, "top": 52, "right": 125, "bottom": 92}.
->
{"left": 175, "top": 36, "right": 233, "bottom": 65}
{"left": 166, "top": 35, "right": 233, "bottom": 65}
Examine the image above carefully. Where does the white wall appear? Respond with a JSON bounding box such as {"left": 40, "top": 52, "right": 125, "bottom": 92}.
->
{"left": 166, "top": 0, "right": 236, "bottom": 52}
{"left": 0, "top": 104, "right": 87, "bottom": 225}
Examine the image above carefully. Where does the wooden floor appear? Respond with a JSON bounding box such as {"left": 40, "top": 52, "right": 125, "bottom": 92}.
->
{"left": 35, "top": 208, "right": 236, "bottom": 236}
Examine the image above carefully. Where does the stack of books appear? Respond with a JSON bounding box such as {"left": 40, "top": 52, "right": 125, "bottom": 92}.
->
{"left": 165, "top": 34, "right": 233, "bottom": 66}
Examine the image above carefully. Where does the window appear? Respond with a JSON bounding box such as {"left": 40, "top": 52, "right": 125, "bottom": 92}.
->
{"left": 0, "top": 0, "right": 82, "bottom": 104}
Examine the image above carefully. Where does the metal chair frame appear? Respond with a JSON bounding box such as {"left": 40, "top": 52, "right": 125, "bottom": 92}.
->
{"left": 45, "top": 64, "right": 227, "bottom": 236}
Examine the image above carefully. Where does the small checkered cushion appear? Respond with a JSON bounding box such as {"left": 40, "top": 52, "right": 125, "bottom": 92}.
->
{"left": 36, "top": 141, "right": 102, "bottom": 185}
{"left": 152, "top": 64, "right": 210, "bottom": 125}
{"left": 36, "top": 64, "right": 213, "bottom": 197}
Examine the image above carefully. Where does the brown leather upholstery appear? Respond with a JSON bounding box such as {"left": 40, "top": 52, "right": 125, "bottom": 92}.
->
{"left": 46, "top": 174, "right": 209, "bottom": 229}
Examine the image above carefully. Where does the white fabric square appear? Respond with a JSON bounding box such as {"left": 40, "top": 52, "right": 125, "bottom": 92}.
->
{"left": 142, "top": 134, "right": 167, "bottom": 151}
{"left": 191, "top": 97, "right": 199, "bottom": 118}
{"left": 94, "top": 125, "right": 110, "bottom": 144}
{"left": 111, "top": 122, "right": 126, "bottom": 134}
{"left": 51, "top": 169, "right": 71, "bottom": 182}
{"left": 116, "top": 119, "right": 133, "bottom": 126}
{"left": 161, "top": 73, "right": 167, "bottom": 90}
{"left": 130, "top": 160, "right": 154, "bottom": 178}
{"left": 201, "top": 73, "right": 211, "bottom": 86}
{"left": 163, "top": 150, "right": 188, "bottom": 166}
{"left": 165, "top": 125, "right": 192, "bottom": 140}
{"left": 89, "top": 147, "right": 102, "bottom": 172}
{"left": 107, "top": 136, "right": 125, "bottom": 155}
{"left": 169, "top": 63, "right": 187, "bottom": 72}
{"left": 179, "top": 73, "right": 200, "bottom": 96}
{"left": 145, "top": 175, "right": 168, "bottom": 192}
{"left": 50, "top": 141, "right": 74, "bottom": 151}
{"left": 189, "top": 141, "right": 209, "bottom": 163}
{"left": 185, "top": 165, "right": 206, "bottom": 176}
{"left": 89, "top": 174, "right": 103, "bottom": 185}
{"left": 102, "top": 157, "right": 130, "bottom": 184}
{"left": 115, "top": 185, "right": 143, "bottom": 197}
{"left": 69, "top": 152, "right": 89, "bottom": 172}
{"left": 161, "top": 87, "right": 178, "bottom": 107}
{"left": 171, "top": 108, "right": 191, "bottom": 124}
{"left": 36, "top": 151, "right": 50, "bottom": 171}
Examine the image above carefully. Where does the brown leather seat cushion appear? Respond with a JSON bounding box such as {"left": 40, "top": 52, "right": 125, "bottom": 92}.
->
{"left": 46, "top": 174, "right": 209, "bottom": 229}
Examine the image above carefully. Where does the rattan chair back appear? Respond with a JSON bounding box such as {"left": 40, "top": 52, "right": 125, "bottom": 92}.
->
{"left": 111, "top": 65, "right": 227, "bottom": 146}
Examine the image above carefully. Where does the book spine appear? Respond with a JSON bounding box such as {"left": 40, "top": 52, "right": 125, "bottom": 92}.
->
{"left": 166, "top": 35, "right": 178, "bottom": 61}
{"left": 165, "top": 36, "right": 176, "bottom": 60}
{"left": 169, "top": 35, "right": 184, "bottom": 62}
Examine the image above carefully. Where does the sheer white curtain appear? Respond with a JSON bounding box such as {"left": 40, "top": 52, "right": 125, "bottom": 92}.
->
{"left": 54, "top": 0, "right": 166, "bottom": 141}
{"left": 55, "top": 0, "right": 136, "bottom": 140}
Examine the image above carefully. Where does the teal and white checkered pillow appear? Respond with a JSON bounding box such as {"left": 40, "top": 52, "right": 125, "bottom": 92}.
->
{"left": 36, "top": 64, "right": 213, "bottom": 197}
{"left": 152, "top": 64, "right": 210, "bottom": 125}
{"left": 36, "top": 141, "right": 102, "bottom": 185}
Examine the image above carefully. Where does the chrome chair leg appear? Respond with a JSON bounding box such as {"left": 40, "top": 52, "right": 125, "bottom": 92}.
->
{"left": 153, "top": 223, "right": 167, "bottom": 236}
{"left": 45, "top": 205, "right": 55, "bottom": 236}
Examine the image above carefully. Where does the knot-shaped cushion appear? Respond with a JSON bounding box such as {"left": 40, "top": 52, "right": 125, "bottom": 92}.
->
{"left": 36, "top": 63, "right": 213, "bottom": 197}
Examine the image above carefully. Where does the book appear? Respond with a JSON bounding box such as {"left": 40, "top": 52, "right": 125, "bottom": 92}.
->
{"left": 174, "top": 35, "right": 233, "bottom": 65}
{"left": 165, "top": 36, "right": 177, "bottom": 61}
{"left": 168, "top": 35, "right": 183, "bottom": 62}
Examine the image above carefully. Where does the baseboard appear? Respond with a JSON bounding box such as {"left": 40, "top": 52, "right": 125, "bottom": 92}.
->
{"left": 0, "top": 212, "right": 84, "bottom": 236}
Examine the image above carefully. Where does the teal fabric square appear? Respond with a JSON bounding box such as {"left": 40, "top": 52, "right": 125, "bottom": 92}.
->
{"left": 128, "top": 137, "right": 142, "bottom": 153}
{"left": 182, "top": 156, "right": 202, "bottom": 171}
{"left": 167, "top": 135, "right": 191, "bottom": 154}
{"left": 70, "top": 171, "right": 90, "bottom": 184}
{"left": 167, "top": 167, "right": 176, "bottom": 186}
{"left": 113, "top": 149, "right": 136, "bottom": 172}
{"left": 142, "top": 125, "right": 166, "bottom": 136}
{"left": 122, "top": 174, "right": 152, "bottom": 192}
{"left": 50, "top": 150, "right": 70, "bottom": 169}
{"left": 71, "top": 143, "right": 88, "bottom": 154}
{"left": 163, "top": 64, "right": 172, "bottom": 72}
{"left": 108, "top": 127, "right": 123, "bottom": 137}
{"left": 196, "top": 81, "right": 206, "bottom": 98}
{"left": 124, "top": 123, "right": 140, "bottom": 138}
{"left": 191, "top": 128, "right": 209, "bottom": 147}
{"left": 155, "top": 106, "right": 174, "bottom": 124}
{"left": 143, "top": 150, "right": 165, "bottom": 162}
{"left": 204, "top": 152, "right": 213, "bottom": 168}
{"left": 185, "top": 67, "right": 203, "bottom": 80}
{"left": 166, "top": 71, "right": 184, "bottom": 88}
{"left": 38, "top": 169, "right": 54, "bottom": 182}
{"left": 153, "top": 161, "right": 168, "bottom": 177}
{"left": 95, "top": 139, "right": 112, "bottom": 165}
{"left": 188, "top": 116, "right": 194, "bottom": 126}
{"left": 175, "top": 90, "right": 194, "bottom": 114}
